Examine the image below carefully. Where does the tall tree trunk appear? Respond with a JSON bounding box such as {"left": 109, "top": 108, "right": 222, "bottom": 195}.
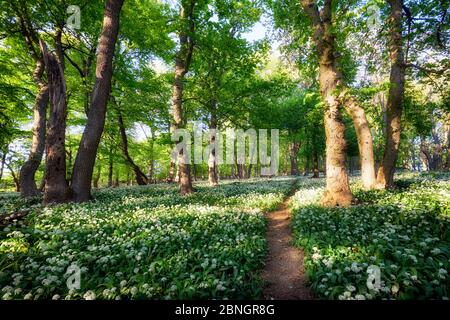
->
{"left": 116, "top": 107, "right": 148, "bottom": 185}
{"left": 148, "top": 129, "right": 155, "bottom": 183}
{"left": 339, "top": 94, "right": 377, "bottom": 188}
{"left": 300, "top": 0, "right": 352, "bottom": 206}
{"left": 0, "top": 151, "right": 6, "bottom": 182}
{"left": 108, "top": 152, "right": 113, "bottom": 187}
{"left": 289, "top": 141, "right": 300, "bottom": 175}
{"left": 167, "top": 159, "right": 176, "bottom": 183}
{"left": 71, "top": 0, "right": 124, "bottom": 202}
{"left": 445, "top": 122, "right": 450, "bottom": 170}
{"left": 93, "top": 165, "right": 101, "bottom": 188}
{"left": 171, "top": 1, "right": 195, "bottom": 195}
{"left": 376, "top": 0, "right": 405, "bottom": 188}
{"left": 208, "top": 112, "right": 219, "bottom": 186}
{"left": 312, "top": 148, "right": 320, "bottom": 178}
{"left": 40, "top": 40, "right": 68, "bottom": 204}
{"left": 303, "top": 155, "right": 310, "bottom": 176}
{"left": 236, "top": 163, "right": 246, "bottom": 179}
{"left": 431, "top": 128, "right": 443, "bottom": 170}
{"left": 114, "top": 170, "right": 119, "bottom": 187}
{"left": 19, "top": 58, "right": 48, "bottom": 197}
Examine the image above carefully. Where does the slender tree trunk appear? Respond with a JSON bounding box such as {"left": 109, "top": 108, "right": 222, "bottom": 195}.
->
{"left": 431, "top": 128, "right": 443, "bottom": 170}
{"left": 376, "top": 0, "right": 405, "bottom": 188}
{"left": 208, "top": 119, "right": 219, "bottom": 186}
{"left": 167, "top": 160, "right": 176, "bottom": 183}
{"left": 40, "top": 40, "right": 68, "bottom": 204}
{"left": 114, "top": 171, "right": 119, "bottom": 187}
{"left": 339, "top": 94, "right": 376, "bottom": 188}
{"left": 20, "top": 57, "right": 49, "bottom": 197}
{"left": 289, "top": 141, "right": 300, "bottom": 175}
{"left": 93, "top": 165, "right": 101, "bottom": 188}
{"left": 208, "top": 112, "right": 219, "bottom": 186}
{"left": 148, "top": 129, "right": 155, "bottom": 183}
{"left": 171, "top": 1, "right": 195, "bottom": 195}
{"left": 445, "top": 123, "right": 450, "bottom": 170}
{"left": 303, "top": 155, "right": 310, "bottom": 176}
{"left": 300, "top": 0, "right": 352, "bottom": 206}
{"left": 312, "top": 148, "right": 320, "bottom": 178}
{"left": 420, "top": 138, "right": 431, "bottom": 171}
{"left": 116, "top": 108, "right": 148, "bottom": 185}
{"left": 108, "top": 154, "right": 113, "bottom": 187}
{"left": 6, "top": 162, "right": 20, "bottom": 192}
{"left": 71, "top": 0, "right": 124, "bottom": 202}
{"left": 0, "top": 151, "right": 6, "bottom": 181}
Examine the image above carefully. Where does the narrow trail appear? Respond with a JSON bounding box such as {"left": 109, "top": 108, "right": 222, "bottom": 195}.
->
{"left": 261, "top": 183, "right": 313, "bottom": 300}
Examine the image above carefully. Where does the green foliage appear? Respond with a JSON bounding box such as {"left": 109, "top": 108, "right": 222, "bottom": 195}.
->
{"left": 291, "top": 173, "right": 450, "bottom": 300}
{"left": 0, "top": 178, "right": 294, "bottom": 300}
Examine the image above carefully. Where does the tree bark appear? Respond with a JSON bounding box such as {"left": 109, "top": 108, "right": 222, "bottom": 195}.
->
{"left": 6, "top": 162, "right": 20, "bottom": 192}
{"left": 312, "top": 149, "right": 320, "bottom": 178}
{"left": 71, "top": 0, "right": 124, "bottom": 202}
{"left": 171, "top": 0, "right": 195, "bottom": 195}
{"left": 376, "top": 0, "right": 405, "bottom": 188}
{"left": 108, "top": 153, "right": 113, "bottom": 187}
{"left": 40, "top": 40, "right": 68, "bottom": 204}
{"left": 114, "top": 171, "right": 119, "bottom": 187}
{"left": 420, "top": 140, "right": 431, "bottom": 171}
{"left": 13, "top": 9, "right": 49, "bottom": 198}
{"left": 167, "top": 159, "right": 176, "bottom": 183}
{"left": 339, "top": 93, "right": 377, "bottom": 188}
{"left": 116, "top": 107, "right": 148, "bottom": 185}
{"left": 93, "top": 165, "right": 101, "bottom": 188}
{"left": 288, "top": 141, "right": 300, "bottom": 175}
{"left": 19, "top": 80, "right": 48, "bottom": 197}
{"left": 208, "top": 111, "right": 219, "bottom": 186}
{"left": 0, "top": 151, "right": 6, "bottom": 182}
{"left": 148, "top": 129, "right": 155, "bottom": 183}
{"left": 300, "top": 0, "right": 352, "bottom": 206}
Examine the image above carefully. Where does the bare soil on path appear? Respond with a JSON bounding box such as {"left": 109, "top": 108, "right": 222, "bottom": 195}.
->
{"left": 261, "top": 184, "right": 313, "bottom": 300}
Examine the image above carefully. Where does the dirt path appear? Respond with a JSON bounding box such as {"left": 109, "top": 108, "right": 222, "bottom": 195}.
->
{"left": 261, "top": 184, "right": 313, "bottom": 300}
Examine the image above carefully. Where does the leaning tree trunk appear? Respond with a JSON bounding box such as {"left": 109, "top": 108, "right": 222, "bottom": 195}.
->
{"left": 208, "top": 112, "right": 219, "bottom": 186}
{"left": 171, "top": 1, "right": 195, "bottom": 195}
{"left": 71, "top": 0, "right": 124, "bottom": 202}
{"left": 339, "top": 93, "right": 377, "bottom": 188}
{"left": 117, "top": 108, "right": 148, "bottom": 185}
{"left": 19, "top": 57, "right": 49, "bottom": 197}
{"left": 40, "top": 40, "right": 68, "bottom": 204}
{"left": 376, "top": 0, "right": 405, "bottom": 188}
{"left": 300, "top": 0, "right": 352, "bottom": 207}
{"left": 5, "top": 162, "right": 20, "bottom": 192}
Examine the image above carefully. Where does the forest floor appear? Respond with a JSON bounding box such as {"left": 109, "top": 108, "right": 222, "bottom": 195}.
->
{"left": 0, "top": 173, "right": 448, "bottom": 300}
{"left": 262, "top": 182, "right": 313, "bottom": 300}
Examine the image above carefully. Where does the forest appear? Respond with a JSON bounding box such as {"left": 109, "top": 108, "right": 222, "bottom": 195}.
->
{"left": 0, "top": 0, "right": 449, "bottom": 303}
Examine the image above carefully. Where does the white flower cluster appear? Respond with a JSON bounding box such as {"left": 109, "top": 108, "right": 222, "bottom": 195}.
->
{"left": 0, "top": 178, "right": 295, "bottom": 300}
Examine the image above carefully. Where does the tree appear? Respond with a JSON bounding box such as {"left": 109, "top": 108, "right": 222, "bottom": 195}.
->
{"left": 71, "top": 0, "right": 125, "bottom": 202}
{"left": 171, "top": 0, "right": 197, "bottom": 195}
{"left": 4, "top": 1, "right": 49, "bottom": 197}
{"left": 41, "top": 34, "right": 70, "bottom": 204}
{"left": 376, "top": 0, "right": 405, "bottom": 188}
